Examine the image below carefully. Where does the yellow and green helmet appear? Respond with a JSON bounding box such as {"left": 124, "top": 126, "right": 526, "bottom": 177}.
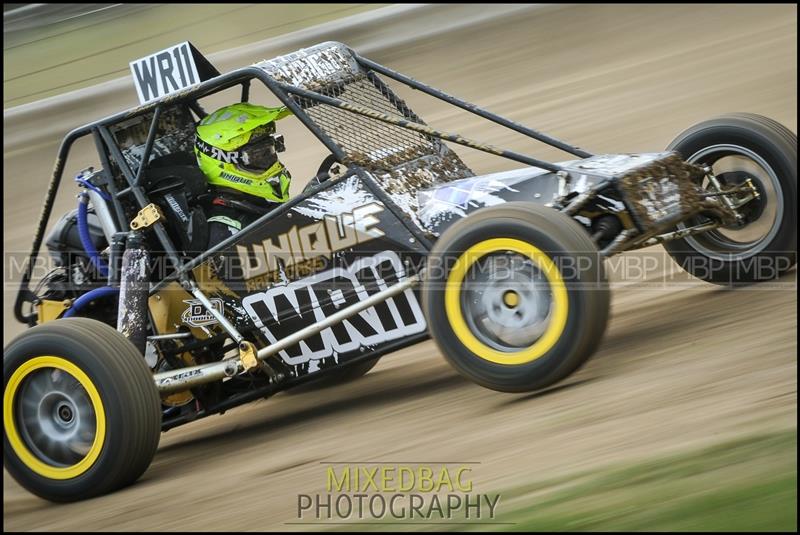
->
{"left": 195, "top": 103, "right": 292, "bottom": 202}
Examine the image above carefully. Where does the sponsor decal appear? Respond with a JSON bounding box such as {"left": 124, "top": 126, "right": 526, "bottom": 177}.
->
{"left": 195, "top": 137, "right": 249, "bottom": 166}
{"left": 242, "top": 251, "right": 426, "bottom": 366}
{"left": 181, "top": 298, "right": 224, "bottom": 327}
{"left": 236, "top": 202, "right": 385, "bottom": 291}
{"left": 156, "top": 368, "right": 203, "bottom": 388}
{"left": 163, "top": 192, "right": 189, "bottom": 223}
{"left": 219, "top": 171, "right": 253, "bottom": 185}
{"left": 272, "top": 46, "right": 353, "bottom": 88}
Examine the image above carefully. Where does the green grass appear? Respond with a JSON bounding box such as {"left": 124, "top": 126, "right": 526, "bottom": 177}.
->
{"left": 493, "top": 430, "right": 797, "bottom": 532}
{"left": 4, "top": 4, "right": 384, "bottom": 106}
{"left": 297, "top": 431, "right": 796, "bottom": 531}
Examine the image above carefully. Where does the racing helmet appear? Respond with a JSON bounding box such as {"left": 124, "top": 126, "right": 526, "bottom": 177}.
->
{"left": 195, "top": 103, "right": 292, "bottom": 202}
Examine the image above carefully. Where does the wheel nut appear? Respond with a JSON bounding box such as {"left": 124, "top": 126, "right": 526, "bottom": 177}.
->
{"left": 503, "top": 290, "right": 519, "bottom": 308}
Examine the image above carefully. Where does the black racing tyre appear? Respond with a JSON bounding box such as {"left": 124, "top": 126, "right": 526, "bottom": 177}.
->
{"left": 664, "top": 113, "right": 797, "bottom": 284}
{"left": 3, "top": 318, "right": 161, "bottom": 502}
{"left": 423, "top": 202, "right": 610, "bottom": 393}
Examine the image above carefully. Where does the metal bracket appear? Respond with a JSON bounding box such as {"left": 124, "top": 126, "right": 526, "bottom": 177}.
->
{"left": 744, "top": 178, "right": 760, "bottom": 199}
{"left": 329, "top": 163, "right": 348, "bottom": 180}
{"left": 130, "top": 203, "right": 163, "bottom": 230}
{"left": 238, "top": 341, "right": 259, "bottom": 372}
{"left": 556, "top": 170, "right": 571, "bottom": 198}
{"left": 37, "top": 299, "right": 72, "bottom": 324}
{"left": 703, "top": 167, "right": 742, "bottom": 222}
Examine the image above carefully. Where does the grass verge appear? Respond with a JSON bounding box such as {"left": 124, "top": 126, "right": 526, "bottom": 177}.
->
{"left": 493, "top": 430, "right": 797, "bottom": 532}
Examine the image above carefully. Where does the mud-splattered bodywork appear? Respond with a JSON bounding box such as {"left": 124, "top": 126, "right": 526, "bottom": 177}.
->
{"left": 416, "top": 152, "right": 705, "bottom": 237}
{"left": 183, "top": 173, "right": 430, "bottom": 379}
{"left": 16, "top": 39, "right": 729, "bottom": 430}
{"left": 173, "top": 150, "right": 705, "bottom": 381}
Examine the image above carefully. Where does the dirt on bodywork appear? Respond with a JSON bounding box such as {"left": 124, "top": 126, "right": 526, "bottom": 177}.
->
{"left": 3, "top": 3, "right": 797, "bottom": 531}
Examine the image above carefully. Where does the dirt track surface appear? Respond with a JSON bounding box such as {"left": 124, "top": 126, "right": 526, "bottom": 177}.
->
{"left": 3, "top": 4, "right": 797, "bottom": 531}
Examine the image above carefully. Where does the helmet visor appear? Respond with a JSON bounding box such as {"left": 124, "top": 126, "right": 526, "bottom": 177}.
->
{"left": 237, "top": 134, "right": 279, "bottom": 173}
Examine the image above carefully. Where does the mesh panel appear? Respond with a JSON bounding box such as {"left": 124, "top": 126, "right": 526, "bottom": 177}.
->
{"left": 111, "top": 105, "right": 196, "bottom": 171}
{"left": 291, "top": 74, "right": 437, "bottom": 167}
{"left": 254, "top": 42, "right": 474, "bottom": 204}
{"left": 288, "top": 70, "right": 476, "bottom": 203}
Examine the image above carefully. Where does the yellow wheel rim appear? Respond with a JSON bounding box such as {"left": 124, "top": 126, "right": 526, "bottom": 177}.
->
{"left": 4, "top": 356, "right": 106, "bottom": 480}
{"left": 444, "top": 238, "right": 569, "bottom": 365}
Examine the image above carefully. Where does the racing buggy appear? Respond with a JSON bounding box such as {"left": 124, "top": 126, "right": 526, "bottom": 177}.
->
{"left": 4, "top": 42, "right": 796, "bottom": 502}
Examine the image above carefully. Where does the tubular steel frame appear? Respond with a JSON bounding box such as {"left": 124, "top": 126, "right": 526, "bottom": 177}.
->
{"left": 15, "top": 50, "right": 594, "bottom": 325}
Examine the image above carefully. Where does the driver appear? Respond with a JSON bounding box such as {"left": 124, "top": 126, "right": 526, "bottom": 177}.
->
{"left": 194, "top": 102, "right": 292, "bottom": 248}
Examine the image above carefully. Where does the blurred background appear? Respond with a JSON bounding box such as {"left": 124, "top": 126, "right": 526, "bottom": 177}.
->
{"left": 3, "top": 4, "right": 797, "bottom": 531}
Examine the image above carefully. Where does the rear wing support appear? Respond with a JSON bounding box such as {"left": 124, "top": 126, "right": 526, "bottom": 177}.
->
{"left": 357, "top": 55, "right": 593, "bottom": 159}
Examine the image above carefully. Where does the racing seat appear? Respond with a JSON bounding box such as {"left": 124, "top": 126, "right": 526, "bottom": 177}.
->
{"left": 142, "top": 154, "right": 210, "bottom": 254}
{"left": 109, "top": 106, "right": 211, "bottom": 254}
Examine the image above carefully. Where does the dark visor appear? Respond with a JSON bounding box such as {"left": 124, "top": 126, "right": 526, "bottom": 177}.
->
{"left": 238, "top": 135, "right": 278, "bottom": 173}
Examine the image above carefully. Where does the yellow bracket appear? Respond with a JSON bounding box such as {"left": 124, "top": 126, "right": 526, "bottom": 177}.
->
{"left": 745, "top": 178, "right": 761, "bottom": 199}
{"left": 37, "top": 299, "right": 71, "bottom": 324}
{"left": 238, "top": 341, "right": 259, "bottom": 372}
{"left": 130, "top": 203, "right": 163, "bottom": 230}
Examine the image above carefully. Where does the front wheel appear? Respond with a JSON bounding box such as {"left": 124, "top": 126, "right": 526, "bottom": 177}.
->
{"left": 423, "top": 202, "right": 610, "bottom": 393}
{"left": 664, "top": 113, "right": 797, "bottom": 284}
{"left": 3, "top": 318, "right": 161, "bottom": 502}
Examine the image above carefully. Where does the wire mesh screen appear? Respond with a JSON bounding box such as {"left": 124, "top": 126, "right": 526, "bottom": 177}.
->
{"left": 254, "top": 42, "right": 474, "bottom": 207}
{"left": 110, "top": 105, "right": 196, "bottom": 171}
{"left": 290, "top": 73, "right": 435, "bottom": 167}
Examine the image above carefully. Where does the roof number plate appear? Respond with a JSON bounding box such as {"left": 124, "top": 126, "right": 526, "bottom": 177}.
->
{"left": 129, "top": 41, "right": 218, "bottom": 105}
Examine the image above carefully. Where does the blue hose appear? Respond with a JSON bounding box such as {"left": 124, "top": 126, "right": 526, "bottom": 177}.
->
{"left": 77, "top": 193, "right": 109, "bottom": 277}
{"left": 63, "top": 286, "right": 119, "bottom": 318}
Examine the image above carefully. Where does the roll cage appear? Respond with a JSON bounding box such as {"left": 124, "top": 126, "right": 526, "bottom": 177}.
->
{"left": 15, "top": 41, "right": 596, "bottom": 325}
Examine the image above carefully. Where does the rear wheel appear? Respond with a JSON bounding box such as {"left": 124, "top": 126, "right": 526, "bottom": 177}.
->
{"left": 3, "top": 318, "right": 161, "bottom": 502}
{"left": 423, "top": 203, "right": 610, "bottom": 393}
{"left": 664, "top": 113, "right": 797, "bottom": 284}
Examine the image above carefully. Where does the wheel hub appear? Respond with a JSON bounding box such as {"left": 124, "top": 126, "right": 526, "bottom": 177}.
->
{"left": 17, "top": 368, "right": 96, "bottom": 467}
{"left": 685, "top": 145, "right": 783, "bottom": 259}
{"left": 502, "top": 290, "right": 520, "bottom": 308}
{"left": 56, "top": 401, "right": 75, "bottom": 425}
{"left": 463, "top": 253, "right": 553, "bottom": 350}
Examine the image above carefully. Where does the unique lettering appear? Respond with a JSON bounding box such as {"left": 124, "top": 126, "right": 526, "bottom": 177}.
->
{"left": 236, "top": 203, "right": 386, "bottom": 281}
